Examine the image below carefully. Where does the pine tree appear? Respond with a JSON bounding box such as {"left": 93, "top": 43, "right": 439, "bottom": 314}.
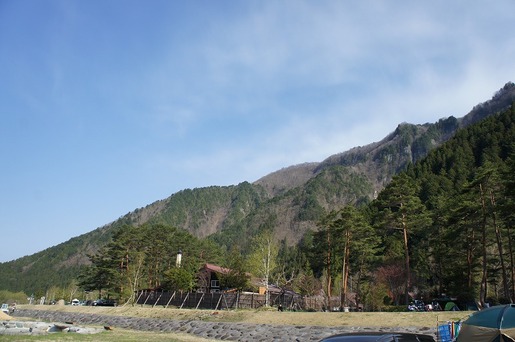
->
{"left": 373, "top": 173, "right": 432, "bottom": 304}
{"left": 331, "top": 206, "right": 380, "bottom": 308}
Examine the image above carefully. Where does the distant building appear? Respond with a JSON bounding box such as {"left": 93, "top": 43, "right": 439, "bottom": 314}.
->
{"left": 196, "top": 263, "right": 231, "bottom": 293}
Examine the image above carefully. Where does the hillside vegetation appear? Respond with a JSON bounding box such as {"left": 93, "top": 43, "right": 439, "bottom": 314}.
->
{"left": 1, "top": 83, "right": 515, "bottom": 309}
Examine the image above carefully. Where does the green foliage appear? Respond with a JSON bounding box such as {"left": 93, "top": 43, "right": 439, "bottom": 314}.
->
{"left": 246, "top": 230, "right": 279, "bottom": 305}
{"left": 363, "top": 282, "right": 390, "bottom": 312}
{"left": 309, "top": 206, "right": 381, "bottom": 306}
{"left": 274, "top": 240, "right": 307, "bottom": 288}
{"left": 2, "top": 89, "right": 515, "bottom": 310}
{"left": 78, "top": 223, "right": 221, "bottom": 301}
{"left": 298, "top": 166, "right": 373, "bottom": 219}
{"left": 396, "top": 104, "right": 515, "bottom": 303}
{"left": 209, "top": 165, "right": 373, "bottom": 253}
{"left": 292, "top": 262, "right": 321, "bottom": 296}
{"left": 144, "top": 182, "right": 268, "bottom": 234}
{"left": 0, "top": 220, "right": 119, "bottom": 295}
{"left": 246, "top": 230, "right": 279, "bottom": 282}
{"left": 218, "top": 247, "right": 250, "bottom": 291}
{"left": 162, "top": 268, "right": 195, "bottom": 292}
{"left": 0, "top": 290, "right": 28, "bottom": 304}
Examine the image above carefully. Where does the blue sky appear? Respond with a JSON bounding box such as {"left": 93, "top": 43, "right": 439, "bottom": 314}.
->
{"left": 1, "top": 1, "right": 514, "bottom": 262}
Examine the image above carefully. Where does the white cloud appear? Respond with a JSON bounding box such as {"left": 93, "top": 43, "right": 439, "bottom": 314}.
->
{"left": 3, "top": 0, "right": 515, "bottom": 262}
{"left": 128, "top": 0, "right": 515, "bottom": 188}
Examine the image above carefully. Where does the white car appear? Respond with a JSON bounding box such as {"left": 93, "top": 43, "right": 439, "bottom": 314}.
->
{"left": 1, "top": 303, "right": 9, "bottom": 314}
{"left": 71, "top": 299, "right": 80, "bottom": 306}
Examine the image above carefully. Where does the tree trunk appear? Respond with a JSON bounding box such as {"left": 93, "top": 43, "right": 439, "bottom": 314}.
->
{"left": 341, "top": 230, "right": 351, "bottom": 309}
{"left": 479, "top": 184, "right": 488, "bottom": 306}
{"left": 326, "top": 224, "right": 332, "bottom": 304}
{"left": 507, "top": 224, "right": 515, "bottom": 302}
{"left": 490, "top": 191, "right": 510, "bottom": 301}
{"left": 266, "top": 239, "right": 271, "bottom": 306}
{"left": 263, "top": 238, "right": 272, "bottom": 306}
{"left": 402, "top": 210, "right": 410, "bottom": 305}
{"left": 467, "top": 225, "right": 475, "bottom": 289}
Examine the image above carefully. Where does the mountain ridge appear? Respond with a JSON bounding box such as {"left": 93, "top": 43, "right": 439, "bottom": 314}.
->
{"left": 1, "top": 82, "right": 514, "bottom": 294}
{"left": 255, "top": 81, "right": 515, "bottom": 197}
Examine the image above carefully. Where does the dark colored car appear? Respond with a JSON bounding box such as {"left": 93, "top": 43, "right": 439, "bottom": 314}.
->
{"left": 92, "top": 299, "right": 117, "bottom": 307}
{"left": 320, "top": 332, "right": 435, "bottom": 342}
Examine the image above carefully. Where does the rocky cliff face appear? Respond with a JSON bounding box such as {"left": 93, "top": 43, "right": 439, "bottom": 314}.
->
{"left": 158, "top": 83, "right": 515, "bottom": 248}
{"left": 255, "top": 82, "right": 515, "bottom": 199}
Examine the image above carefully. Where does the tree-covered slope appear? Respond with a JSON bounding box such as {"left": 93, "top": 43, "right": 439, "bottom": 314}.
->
{"left": 0, "top": 226, "right": 112, "bottom": 294}
{"left": 1, "top": 82, "right": 514, "bottom": 295}
{"left": 209, "top": 165, "right": 374, "bottom": 251}
{"left": 376, "top": 101, "right": 515, "bottom": 302}
{"left": 118, "top": 182, "right": 270, "bottom": 238}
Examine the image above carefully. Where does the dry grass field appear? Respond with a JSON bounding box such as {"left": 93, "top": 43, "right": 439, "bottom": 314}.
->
{"left": 18, "top": 304, "right": 471, "bottom": 328}
{"left": 1, "top": 305, "right": 475, "bottom": 342}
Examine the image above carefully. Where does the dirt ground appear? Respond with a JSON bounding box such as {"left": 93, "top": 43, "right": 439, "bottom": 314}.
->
{"left": 17, "top": 304, "right": 471, "bottom": 328}
{"left": 0, "top": 311, "right": 13, "bottom": 320}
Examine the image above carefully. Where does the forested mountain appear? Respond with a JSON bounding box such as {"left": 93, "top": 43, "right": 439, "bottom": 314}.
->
{"left": 1, "top": 82, "right": 514, "bottom": 299}
{"left": 370, "top": 101, "right": 515, "bottom": 305}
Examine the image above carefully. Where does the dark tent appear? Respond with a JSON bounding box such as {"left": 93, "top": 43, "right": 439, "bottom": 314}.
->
{"left": 457, "top": 304, "right": 515, "bottom": 342}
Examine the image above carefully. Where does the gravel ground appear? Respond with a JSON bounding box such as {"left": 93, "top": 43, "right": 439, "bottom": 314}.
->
{"left": 0, "top": 315, "right": 103, "bottom": 336}
{"left": 9, "top": 309, "right": 437, "bottom": 341}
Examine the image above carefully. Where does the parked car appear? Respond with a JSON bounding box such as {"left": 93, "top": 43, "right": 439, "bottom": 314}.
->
{"left": 320, "top": 332, "right": 435, "bottom": 341}
{"left": 92, "top": 299, "right": 117, "bottom": 307}
{"left": 1, "top": 303, "right": 9, "bottom": 314}
{"left": 71, "top": 298, "right": 80, "bottom": 306}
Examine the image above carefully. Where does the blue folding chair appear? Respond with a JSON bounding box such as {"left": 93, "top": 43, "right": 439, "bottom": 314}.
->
{"left": 438, "top": 323, "right": 452, "bottom": 342}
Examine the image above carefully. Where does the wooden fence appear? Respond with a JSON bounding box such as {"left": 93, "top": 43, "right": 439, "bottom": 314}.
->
{"left": 135, "top": 290, "right": 325, "bottom": 311}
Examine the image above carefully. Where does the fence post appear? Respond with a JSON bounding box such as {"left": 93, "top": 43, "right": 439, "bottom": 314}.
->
{"left": 153, "top": 292, "right": 163, "bottom": 308}
{"left": 215, "top": 293, "right": 223, "bottom": 311}
{"left": 165, "top": 291, "right": 176, "bottom": 309}
{"left": 195, "top": 292, "right": 205, "bottom": 310}
{"left": 180, "top": 292, "right": 190, "bottom": 309}
{"left": 142, "top": 291, "right": 151, "bottom": 306}
{"left": 134, "top": 291, "right": 144, "bottom": 306}
{"left": 223, "top": 293, "right": 231, "bottom": 309}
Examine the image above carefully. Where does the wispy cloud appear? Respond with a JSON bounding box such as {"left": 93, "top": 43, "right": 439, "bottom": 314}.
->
{"left": 1, "top": 0, "right": 515, "bottom": 261}
{"left": 144, "top": 0, "right": 515, "bottom": 184}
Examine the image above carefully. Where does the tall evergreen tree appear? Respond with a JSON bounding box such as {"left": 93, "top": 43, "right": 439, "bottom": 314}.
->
{"left": 312, "top": 210, "right": 339, "bottom": 304}
{"left": 331, "top": 206, "right": 380, "bottom": 308}
{"left": 501, "top": 152, "right": 515, "bottom": 302}
{"left": 78, "top": 223, "right": 221, "bottom": 301}
{"left": 373, "top": 173, "right": 432, "bottom": 304}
